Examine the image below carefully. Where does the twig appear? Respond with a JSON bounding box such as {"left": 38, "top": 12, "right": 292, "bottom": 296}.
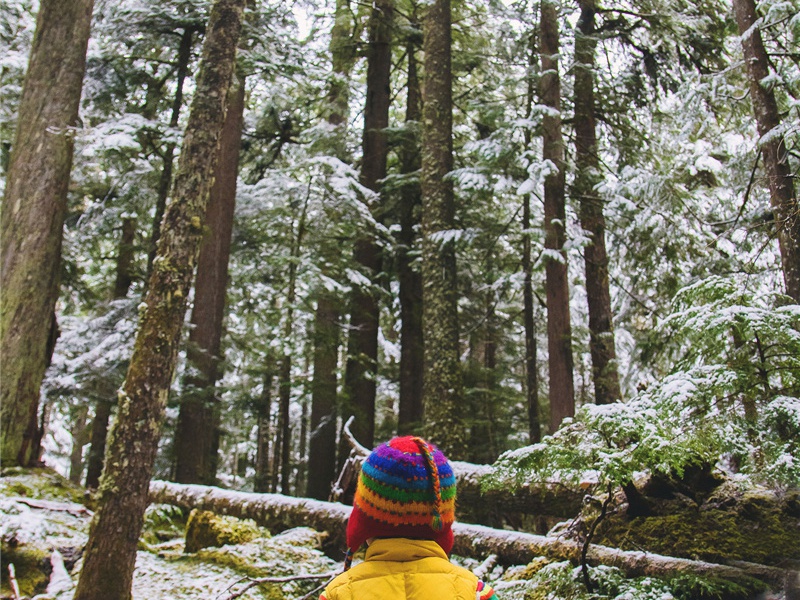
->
{"left": 297, "top": 574, "right": 338, "bottom": 600}
{"left": 15, "top": 497, "right": 92, "bottom": 516}
{"left": 581, "top": 483, "right": 615, "bottom": 594}
{"left": 218, "top": 571, "right": 337, "bottom": 600}
{"left": 8, "top": 563, "right": 22, "bottom": 600}
{"left": 342, "top": 415, "right": 370, "bottom": 457}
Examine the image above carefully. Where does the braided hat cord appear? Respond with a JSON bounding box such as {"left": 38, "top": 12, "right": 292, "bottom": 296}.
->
{"left": 411, "top": 436, "right": 444, "bottom": 532}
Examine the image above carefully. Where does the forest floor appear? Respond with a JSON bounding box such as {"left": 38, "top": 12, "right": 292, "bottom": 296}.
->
{"left": 0, "top": 468, "right": 793, "bottom": 600}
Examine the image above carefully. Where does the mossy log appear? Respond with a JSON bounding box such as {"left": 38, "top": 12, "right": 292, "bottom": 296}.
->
{"left": 450, "top": 460, "right": 583, "bottom": 524}
{"left": 148, "top": 480, "right": 788, "bottom": 588}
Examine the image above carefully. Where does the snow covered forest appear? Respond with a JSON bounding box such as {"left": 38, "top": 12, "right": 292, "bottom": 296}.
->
{"left": 1, "top": 0, "right": 799, "bottom": 598}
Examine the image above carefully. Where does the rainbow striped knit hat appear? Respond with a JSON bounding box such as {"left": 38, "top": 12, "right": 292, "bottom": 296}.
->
{"left": 345, "top": 436, "right": 457, "bottom": 561}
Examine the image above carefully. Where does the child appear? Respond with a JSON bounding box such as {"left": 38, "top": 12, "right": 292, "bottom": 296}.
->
{"left": 321, "top": 436, "right": 498, "bottom": 600}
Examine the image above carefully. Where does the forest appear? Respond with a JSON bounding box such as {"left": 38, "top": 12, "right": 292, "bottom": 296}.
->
{"left": 0, "top": 0, "right": 799, "bottom": 598}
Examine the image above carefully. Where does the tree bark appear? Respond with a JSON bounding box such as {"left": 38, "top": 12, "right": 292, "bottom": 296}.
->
{"left": 174, "top": 72, "right": 246, "bottom": 485}
{"left": 397, "top": 31, "right": 425, "bottom": 435}
{"left": 73, "top": 1, "right": 245, "bottom": 598}
{"left": 84, "top": 399, "right": 111, "bottom": 490}
{"left": 540, "top": 0, "right": 575, "bottom": 433}
{"left": 342, "top": 0, "right": 393, "bottom": 449}
{"left": 253, "top": 367, "right": 275, "bottom": 493}
{"left": 112, "top": 217, "right": 137, "bottom": 299}
{"left": 0, "top": 0, "right": 94, "bottom": 467}
{"left": 733, "top": 0, "right": 800, "bottom": 302}
{"left": 420, "top": 0, "right": 466, "bottom": 459}
{"left": 148, "top": 480, "right": 787, "bottom": 589}
{"left": 573, "top": 0, "right": 621, "bottom": 405}
{"left": 307, "top": 293, "right": 341, "bottom": 500}
{"left": 68, "top": 404, "right": 90, "bottom": 484}
{"left": 523, "top": 193, "right": 541, "bottom": 443}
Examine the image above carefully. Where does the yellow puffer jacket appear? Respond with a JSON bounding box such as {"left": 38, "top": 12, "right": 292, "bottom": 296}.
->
{"left": 321, "top": 538, "right": 483, "bottom": 600}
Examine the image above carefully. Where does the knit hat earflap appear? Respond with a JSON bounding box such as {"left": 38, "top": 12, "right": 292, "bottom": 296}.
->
{"left": 345, "top": 436, "right": 456, "bottom": 563}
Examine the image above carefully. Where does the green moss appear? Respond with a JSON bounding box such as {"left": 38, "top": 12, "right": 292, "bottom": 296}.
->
{"left": 184, "top": 509, "right": 263, "bottom": 553}
{"left": 597, "top": 501, "right": 800, "bottom": 565}
{"left": 0, "top": 545, "right": 51, "bottom": 598}
{"left": 504, "top": 557, "right": 552, "bottom": 581}
{"left": 0, "top": 467, "right": 87, "bottom": 505}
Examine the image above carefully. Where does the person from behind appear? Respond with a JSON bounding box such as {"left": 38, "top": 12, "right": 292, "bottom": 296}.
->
{"left": 321, "top": 435, "right": 498, "bottom": 600}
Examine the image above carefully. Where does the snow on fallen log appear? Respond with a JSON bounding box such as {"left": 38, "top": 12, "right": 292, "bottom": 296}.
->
{"left": 148, "top": 480, "right": 787, "bottom": 588}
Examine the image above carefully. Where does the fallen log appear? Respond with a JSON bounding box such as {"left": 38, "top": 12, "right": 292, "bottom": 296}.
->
{"left": 450, "top": 460, "right": 583, "bottom": 525}
{"left": 148, "top": 480, "right": 788, "bottom": 588}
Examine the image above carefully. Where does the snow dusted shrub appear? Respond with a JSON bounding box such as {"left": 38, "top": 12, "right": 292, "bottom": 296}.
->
{"left": 491, "top": 276, "right": 800, "bottom": 493}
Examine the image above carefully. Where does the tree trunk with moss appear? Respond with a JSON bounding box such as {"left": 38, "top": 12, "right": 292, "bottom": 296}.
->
{"left": 343, "top": 0, "right": 392, "bottom": 449}
{"left": 174, "top": 73, "right": 246, "bottom": 485}
{"left": 420, "top": 0, "right": 466, "bottom": 459}
{"left": 0, "top": 0, "right": 94, "bottom": 467}
{"left": 733, "top": 0, "right": 800, "bottom": 302}
{"left": 540, "top": 0, "right": 575, "bottom": 433}
{"left": 149, "top": 479, "right": 788, "bottom": 590}
{"left": 72, "top": 1, "right": 245, "bottom": 598}
{"left": 573, "top": 0, "right": 620, "bottom": 405}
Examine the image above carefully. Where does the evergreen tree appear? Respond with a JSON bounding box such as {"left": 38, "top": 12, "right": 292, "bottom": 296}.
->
{"left": 1, "top": 0, "right": 94, "bottom": 467}
{"left": 173, "top": 72, "right": 246, "bottom": 485}
{"left": 307, "top": 0, "right": 358, "bottom": 499}
{"left": 420, "top": 0, "right": 467, "bottom": 458}
{"left": 343, "top": 0, "right": 393, "bottom": 449}
{"left": 396, "top": 11, "right": 425, "bottom": 434}
{"left": 573, "top": 0, "right": 621, "bottom": 405}
{"left": 73, "top": 0, "right": 245, "bottom": 596}
{"left": 540, "top": 0, "right": 574, "bottom": 431}
{"left": 732, "top": 0, "right": 800, "bottom": 302}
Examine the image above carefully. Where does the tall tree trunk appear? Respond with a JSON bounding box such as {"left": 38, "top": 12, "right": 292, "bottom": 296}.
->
{"left": 84, "top": 217, "right": 137, "bottom": 489}
{"left": 278, "top": 355, "right": 292, "bottom": 493}
{"left": 112, "top": 217, "right": 137, "bottom": 299}
{"left": 174, "top": 72, "right": 246, "bottom": 485}
{"left": 73, "top": 2, "right": 245, "bottom": 598}
{"left": 523, "top": 194, "right": 541, "bottom": 443}
{"left": 522, "top": 30, "right": 541, "bottom": 444}
{"left": 84, "top": 399, "right": 111, "bottom": 489}
{"left": 69, "top": 404, "right": 90, "bottom": 484}
{"left": 397, "top": 31, "right": 425, "bottom": 434}
{"left": 307, "top": 294, "right": 340, "bottom": 499}
{"left": 573, "top": 0, "right": 621, "bottom": 405}
{"left": 733, "top": 0, "right": 800, "bottom": 302}
{"left": 343, "top": 0, "right": 392, "bottom": 449}
{"left": 420, "top": 0, "right": 466, "bottom": 458}
{"left": 146, "top": 26, "right": 196, "bottom": 278}
{"left": 540, "top": 0, "right": 575, "bottom": 433}
{"left": 275, "top": 195, "right": 309, "bottom": 494}
{"left": 307, "top": 0, "right": 356, "bottom": 498}
{"left": 253, "top": 367, "right": 274, "bottom": 493}
{"left": 0, "top": 0, "right": 94, "bottom": 467}
{"left": 296, "top": 394, "right": 309, "bottom": 495}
